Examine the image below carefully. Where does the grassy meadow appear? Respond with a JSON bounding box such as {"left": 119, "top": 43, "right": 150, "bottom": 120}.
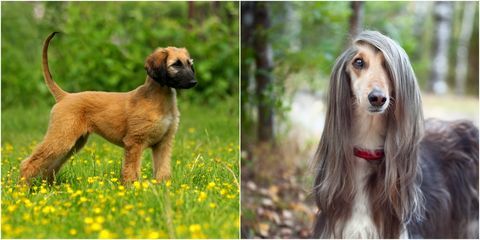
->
{"left": 1, "top": 97, "right": 239, "bottom": 238}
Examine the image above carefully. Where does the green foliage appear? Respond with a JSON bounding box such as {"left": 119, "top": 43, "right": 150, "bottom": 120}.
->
{"left": 1, "top": 2, "right": 239, "bottom": 108}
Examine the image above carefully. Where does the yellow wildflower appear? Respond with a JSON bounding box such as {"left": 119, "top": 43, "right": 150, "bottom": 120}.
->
{"left": 90, "top": 222, "right": 102, "bottom": 231}
{"left": 42, "top": 206, "right": 55, "bottom": 214}
{"left": 188, "top": 224, "right": 202, "bottom": 232}
{"left": 7, "top": 205, "right": 17, "bottom": 212}
{"left": 99, "top": 229, "right": 115, "bottom": 239}
{"left": 207, "top": 182, "right": 216, "bottom": 189}
{"left": 189, "top": 224, "right": 205, "bottom": 238}
{"left": 22, "top": 213, "right": 31, "bottom": 221}
{"left": 147, "top": 231, "right": 160, "bottom": 238}
{"left": 84, "top": 217, "right": 94, "bottom": 224}
{"left": 197, "top": 191, "right": 207, "bottom": 202}
{"left": 95, "top": 216, "right": 105, "bottom": 224}
{"left": 93, "top": 207, "right": 101, "bottom": 214}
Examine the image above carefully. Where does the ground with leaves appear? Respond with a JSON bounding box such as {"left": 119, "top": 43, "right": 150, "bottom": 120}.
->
{"left": 1, "top": 99, "right": 239, "bottom": 238}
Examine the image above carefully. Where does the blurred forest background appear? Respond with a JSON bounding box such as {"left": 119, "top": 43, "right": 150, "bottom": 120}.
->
{"left": 241, "top": 1, "right": 479, "bottom": 238}
{"left": 1, "top": 1, "right": 239, "bottom": 109}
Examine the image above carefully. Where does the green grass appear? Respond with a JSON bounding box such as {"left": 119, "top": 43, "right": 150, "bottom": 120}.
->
{"left": 1, "top": 97, "right": 239, "bottom": 238}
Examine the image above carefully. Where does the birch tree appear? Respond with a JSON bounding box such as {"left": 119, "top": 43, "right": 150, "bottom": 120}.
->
{"left": 454, "top": 2, "right": 476, "bottom": 95}
{"left": 428, "top": 1, "right": 453, "bottom": 94}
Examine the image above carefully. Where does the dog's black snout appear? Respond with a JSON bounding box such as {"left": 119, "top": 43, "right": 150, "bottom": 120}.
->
{"left": 368, "top": 90, "right": 387, "bottom": 107}
{"left": 184, "top": 80, "right": 197, "bottom": 88}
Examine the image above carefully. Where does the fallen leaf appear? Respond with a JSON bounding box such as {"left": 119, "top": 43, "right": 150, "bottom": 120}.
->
{"left": 257, "top": 222, "right": 270, "bottom": 237}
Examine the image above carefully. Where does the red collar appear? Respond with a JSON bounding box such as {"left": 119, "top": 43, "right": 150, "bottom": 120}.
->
{"left": 353, "top": 147, "right": 385, "bottom": 161}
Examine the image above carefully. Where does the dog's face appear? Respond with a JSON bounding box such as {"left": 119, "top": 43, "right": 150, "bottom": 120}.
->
{"left": 346, "top": 43, "right": 392, "bottom": 114}
{"left": 144, "top": 47, "right": 197, "bottom": 89}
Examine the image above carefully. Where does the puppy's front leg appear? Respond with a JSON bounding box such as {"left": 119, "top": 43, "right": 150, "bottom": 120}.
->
{"left": 121, "top": 142, "right": 144, "bottom": 184}
{"left": 152, "top": 126, "right": 177, "bottom": 182}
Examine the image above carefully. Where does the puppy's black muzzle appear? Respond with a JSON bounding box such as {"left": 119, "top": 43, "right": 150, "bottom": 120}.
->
{"left": 168, "top": 69, "right": 197, "bottom": 89}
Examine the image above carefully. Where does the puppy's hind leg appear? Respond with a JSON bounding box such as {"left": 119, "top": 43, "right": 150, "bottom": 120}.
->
{"left": 20, "top": 114, "right": 88, "bottom": 184}
{"left": 45, "top": 134, "right": 89, "bottom": 182}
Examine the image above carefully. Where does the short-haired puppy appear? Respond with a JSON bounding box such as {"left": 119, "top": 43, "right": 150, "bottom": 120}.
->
{"left": 20, "top": 32, "right": 197, "bottom": 184}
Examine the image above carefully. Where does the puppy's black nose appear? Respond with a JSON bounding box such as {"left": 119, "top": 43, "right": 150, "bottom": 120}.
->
{"left": 368, "top": 89, "right": 387, "bottom": 107}
{"left": 186, "top": 80, "right": 197, "bottom": 88}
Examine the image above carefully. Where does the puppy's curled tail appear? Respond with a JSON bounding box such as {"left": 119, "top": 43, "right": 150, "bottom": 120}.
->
{"left": 43, "top": 32, "right": 68, "bottom": 102}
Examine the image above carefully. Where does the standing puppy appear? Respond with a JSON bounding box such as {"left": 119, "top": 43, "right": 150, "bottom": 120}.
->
{"left": 20, "top": 32, "right": 197, "bottom": 184}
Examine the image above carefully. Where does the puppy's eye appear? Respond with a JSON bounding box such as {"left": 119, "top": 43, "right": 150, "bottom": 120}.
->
{"left": 353, "top": 58, "right": 364, "bottom": 69}
{"left": 173, "top": 60, "right": 183, "bottom": 67}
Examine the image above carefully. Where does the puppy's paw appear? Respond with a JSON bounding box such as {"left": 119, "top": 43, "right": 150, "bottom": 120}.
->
{"left": 121, "top": 171, "right": 139, "bottom": 185}
{"left": 155, "top": 173, "right": 171, "bottom": 182}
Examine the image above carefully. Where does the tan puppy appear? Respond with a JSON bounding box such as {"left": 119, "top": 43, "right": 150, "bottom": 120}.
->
{"left": 20, "top": 32, "right": 196, "bottom": 184}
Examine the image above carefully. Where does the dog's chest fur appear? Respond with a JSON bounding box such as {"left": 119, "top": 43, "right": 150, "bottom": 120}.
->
{"left": 148, "top": 110, "right": 177, "bottom": 142}
{"left": 341, "top": 159, "right": 379, "bottom": 238}
{"left": 126, "top": 86, "right": 179, "bottom": 146}
{"left": 340, "top": 112, "right": 385, "bottom": 238}
{"left": 143, "top": 100, "right": 179, "bottom": 145}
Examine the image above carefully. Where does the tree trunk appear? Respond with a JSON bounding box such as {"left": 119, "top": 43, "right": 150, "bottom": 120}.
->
{"left": 188, "top": 1, "right": 195, "bottom": 30}
{"left": 412, "top": 2, "right": 430, "bottom": 59}
{"left": 454, "top": 1, "right": 476, "bottom": 95}
{"left": 284, "top": 2, "right": 301, "bottom": 52}
{"left": 253, "top": 2, "right": 274, "bottom": 143}
{"left": 428, "top": 1, "right": 453, "bottom": 94}
{"left": 241, "top": 2, "right": 255, "bottom": 145}
{"left": 349, "top": 1, "right": 364, "bottom": 38}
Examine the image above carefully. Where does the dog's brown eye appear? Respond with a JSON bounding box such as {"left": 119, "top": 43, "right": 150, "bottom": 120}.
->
{"left": 173, "top": 60, "right": 183, "bottom": 67}
{"left": 353, "top": 58, "right": 364, "bottom": 69}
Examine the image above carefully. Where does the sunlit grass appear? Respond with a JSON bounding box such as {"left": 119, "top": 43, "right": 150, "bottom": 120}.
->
{"left": 1, "top": 98, "right": 239, "bottom": 238}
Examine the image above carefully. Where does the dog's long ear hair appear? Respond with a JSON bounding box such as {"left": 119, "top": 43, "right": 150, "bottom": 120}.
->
{"left": 313, "top": 31, "right": 424, "bottom": 238}
{"left": 145, "top": 48, "right": 168, "bottom": 85}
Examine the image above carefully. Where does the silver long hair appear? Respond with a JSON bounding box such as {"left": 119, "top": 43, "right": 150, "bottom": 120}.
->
{"left": 313, "top": 30, "right": 425, "bottom": 238}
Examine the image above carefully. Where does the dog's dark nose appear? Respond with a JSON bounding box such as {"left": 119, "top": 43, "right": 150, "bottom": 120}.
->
{"left": 368, "top": 90, "right": 387, "bottom": 107}
{"left": 186, "top": 80, "right": 197, "bottom": 88}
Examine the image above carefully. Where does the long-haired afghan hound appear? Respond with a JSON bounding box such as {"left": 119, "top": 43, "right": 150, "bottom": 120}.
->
{"left": 313, "top": 30, "right": 479, "bottom": 238}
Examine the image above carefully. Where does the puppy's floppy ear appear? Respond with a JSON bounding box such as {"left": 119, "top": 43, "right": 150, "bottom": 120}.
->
{"left": 144, "top": 48, "right": 168, "bottom": 84}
